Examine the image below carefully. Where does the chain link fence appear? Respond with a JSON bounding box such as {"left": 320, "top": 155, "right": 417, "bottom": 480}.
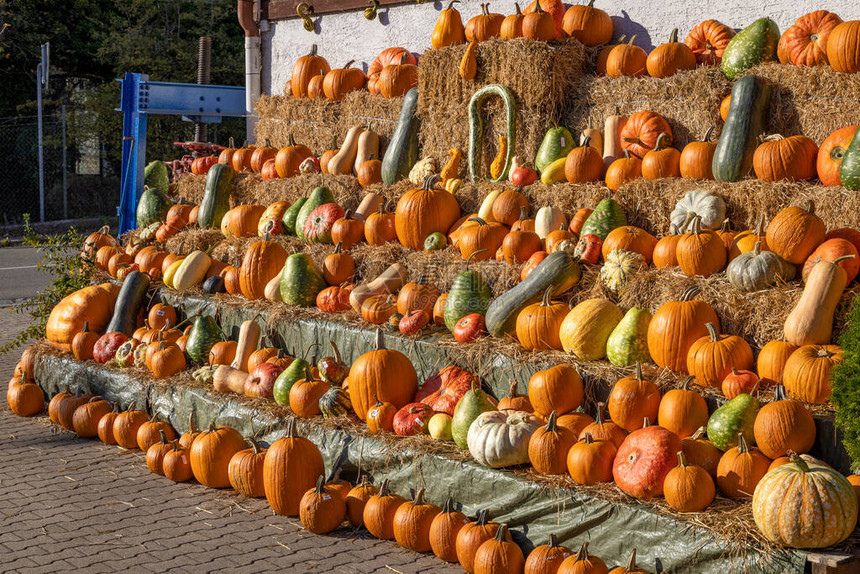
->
{"left": 0, "top": 112, "right": 119, "bottom": 226}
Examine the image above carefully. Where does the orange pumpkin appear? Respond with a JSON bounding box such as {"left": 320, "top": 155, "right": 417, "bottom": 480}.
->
{"left": 607, "top": 363, "right": 661, "bottom": 432}
{"left": 562, "top": 0, "right": 612, "bottom": 46}
{"left": 606, "top": 35, "right": 647, "bottom": 78}
{"left": 604, "top": 151, "right": 642, "bottom": 191}
{"left": 817, "top": 125, "right": 858, "bottom": 186}
{"left": 646, "top": 29, "right": 696, "bottom": 78}
{"left": 686, "top": 323, "right": 754, "bottom": 388}
{"left": 322, "top": 61, "right": 366, "bottom": 101}
{"left": 676, "top": 215, "right": 727, "bottom": 277}
{"left": 601, "top": 226, "right": 657, "bottom": 264}
{"left": 753, "top": 135, "right": 818, "bottom": 182}
{"left": 828, "top": 20, "right": 860, "bottom": 73}
{"left": 291, "top": 44, "right": 331, "bottom": 98}
{"left": 685, "top": 20, "right": 736, "bottom": 65}
{"left": 465, "top": 4, "right": 504, "bottom": 42}
{"left": 781, "top": 10, "right": 843, "bottom": 67}
{"left": 765, "top": 200, "right": 826, "bottom": 265}
{"left": 619, "top": 111, "right": 672, "bottom": 159}
{"left": 716, "top": 433, "right": 771, "bottom": 498}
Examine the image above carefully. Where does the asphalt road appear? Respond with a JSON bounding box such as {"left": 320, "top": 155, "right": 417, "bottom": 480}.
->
{"left": 0, "top": 246, "right": 54, "bottom": 306}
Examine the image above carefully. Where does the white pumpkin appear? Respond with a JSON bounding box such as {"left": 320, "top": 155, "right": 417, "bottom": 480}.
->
{"left": 670, "top": 190, "right": 726, "bottom": 232}
{"left": 534, "top": 206, "right": 567, "bottom": 240}
{"left": 467, "top": 410, "right": 541, "bottom": 468}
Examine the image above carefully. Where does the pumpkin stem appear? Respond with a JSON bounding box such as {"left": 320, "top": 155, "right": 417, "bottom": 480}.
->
{"left": 475, "top": 508, "right": 490, "bottom": 525}
{"left": 441, "top": 496, "right": 455, "bottom": 513}
{"left": 171, "top": 439, "right": 180, "bottom": 452}
{"left": 329, "top": 340, "right": 343, "bottom": 366}
{"left": 804, "top": 200, "right": 815, "bottom": 215}
{"left": 468, "top": 216, "right": 488, "bottom": 227}
{"left": 149, "top": 412, "right": 159, "bottom": 423}
{"left": 773, "top": 384, "right": 787, "bottom": 402}
{"left": 832, "top": 254, "right": 857, "bottom": 264}
{"left": 374, "top": 328, "right": 386, "bottom": 351}
{"left": 643, "top": 417, "right": 651, "bottom": 427}
{"left": 127, "top": 400, "right": 136, "bottom": 412}
{"left": 545, "top": 410, "right": 558, "bottom": 432}
{"left": 481, "top": 3, "right": 489, "bottom": 16}
{"left": 702, "top": 126, "right": 714, "bottom": 143}
{"left": 580, "top": 135, "right": 591, "bottom": 148}
{"left": 749, "top": 378, "right": 761, "bottom": 397}
{"left": 422, "top": 173, "right": 440, "bottom": 190}
{"left": 158, "top": 429, "right": 168, "bottom": 444}
{"left": 752, "top": 241, "right": 762, "bottom": 257}
{"left": 634, "top": 362, "right": 643, "bottom": 381}
{"left": 691, "top": 426, "right": 707, "bottom": 441}
{"left": 247, "top": 436, "right": 261, "bottom": 454}
{"left": 627, "top": 34, "right": 637, "bottom": 46}
{"left": 494, "top": 523, "right": 509, "bottom": 542}
{"left": 668, "top": 28, "right": 678, "bottom": 43}
{"left": 314, "top": 474, "right": 326, "bottom": 493}
{"left": 576, "top": 541, "right": 590, "bottom": 562}
{"left": 228, "top": 137, "right": 235, "bottom": 148}
{"left": 82, "top": 321, "right": 90, "bottom": 333}
{"left": 595, "top": 402, "right": 606, "bottom": 425}
{"left": 720, "top": 219, "right": 732, "bottom": 233}
{"left": 676, "top": 450, "right": 689, "bottom": 468}
{"left": 540, "top": 285, "right": 553, "bottom": 307}
{"left": 679, "top": 284, "right": 702, "bottom": 302}
{"left": 301, "top": 343, "right": 319, "bottom": 361}
{"left": 379, "top": 478, "right": 391, "bottom": 496}
{"left": 207, "top": 421, "right": 216, "bottom": 433}
{"left": 790, "top": 452, "right": 810, "bottom": 472}
{"left": 308, "top": 44, "right": 318, "bottom": 57}
{"left": 704, "top": 322, "right": 721, "bottom": 343}
{"left": 736, "top": 432, "right": 750, "bottom": 453}
{"left": 414, "top": 488, "right": 425, "bottom": 505}
{"left": 582, "top": 432, "right": 594, "bottom": 444}
{"left": 680, "top": 375, "right": 695, "bottom": 391}
{"left": 587, "top": 0, "right": 595, "bottom": 7}
{"left": 622, "top": 149, "right": 631, "bottom": 159}
{"left": 343, "top": 60, "right": 356, "bottom": 69}
{"left": 518, "top": 205, "right": 528, "bottom": 221}
{"left": 626, "top": 548, "right": 638, "bottom": 571}
{"left": 445, "top": 0, "right": 460, "bottom": 9}
{"left": 285, "top": 417, "right": 297, "bottom": 439}
{"left": 548, "top": 533, "right": 558, "bottom": 547}
{"left": 334, "top": 241, "right": 343, "bottom": 254}
{"left": 654, "top": 133, "right": 670, "bottom": 151}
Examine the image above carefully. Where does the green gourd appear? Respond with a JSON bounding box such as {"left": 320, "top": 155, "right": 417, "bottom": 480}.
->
{"left": 197, "top": 163, "right": 235, "bottom": 228}
{"left": 282, "top": 197, "right": 307, "bottom": 236}
{"left": 580, "top": 197, "right": 627, "bottom": 240}
{"left": 185, "top": 315, "right": 222, "bottom": 365}
{"left": 273, "top": 347, "right": 315, "bottom": 405}
{"left": 443, "top": 254, "right": 492, "bottom": 331}
{"left": 707, "top": 386, "right": 761, "bottom": 451}
{"left": 720, "top": 18, "right": 780, "bottom": 80}
{"left": 280, "top": 253, "right": 325, "bottom": 306}
{"left": 840, "top": 128, "right": 860, "bottom": 191}
{"left": 136, "top": 186, "right": 172, "bottom": 229}
{"left": 452, "top": 383, "right": 496, "bottom": 449}
{"left": 296, "top": 187, "right": 334, "bottom": 241}
{"left": 468, "top": 84, "right": 516, "bottom": 182}
{"left": 605, "top": 307, "right": 652, "bottom": 367}
{"left": 382, "top": 87, "right": 420, "bottom": 185}
{"left": 712, "top": 75, "right": 771, "bottom": 182}
{"left": 535, "top": 126, "right": 575, "bottom": 173}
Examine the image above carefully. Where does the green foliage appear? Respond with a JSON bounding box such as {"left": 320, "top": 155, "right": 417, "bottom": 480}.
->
{"left": 0, "top": 222, "right": 94, "bottom": 355}
{"left": 831, "top": 298, "right": 860, "bottom": 471}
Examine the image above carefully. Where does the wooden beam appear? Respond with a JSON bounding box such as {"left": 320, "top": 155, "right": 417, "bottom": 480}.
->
{"left": 807, "top": 551, "right": 860, "bottom": 574}
{"left": 263, "top": 0, "right": 418, "bottom": 21}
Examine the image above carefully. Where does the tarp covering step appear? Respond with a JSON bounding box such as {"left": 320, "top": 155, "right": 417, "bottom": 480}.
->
{"left": 32, "top": 351, "right": 807, "bottom": 574}
{"left": 160, "top": 290, "right": 852, "bottom": 475}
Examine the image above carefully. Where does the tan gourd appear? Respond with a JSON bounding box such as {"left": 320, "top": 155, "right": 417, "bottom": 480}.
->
{"left": 580, "top": 129, "right": 603, "bottom": 156}
{"left": 328, "top": 126, "right": 364, "bottom": 175}
{"left": 353, "top": 130, "right": 380, "bottom": 175}
{"left": 231, "top": 320, "right": 261, "bottom": 371}
{"left": 477, "top": 190, "right": 501, "bottom": 223}
{"left": 173, "top": 250, "right": 212, "bottom": 291}
{"left": 213, "top": 365, "right": 249, "bottom": 394}
{"left": 349, "top": 263, "right": 409, "bottom": 313}
{"left": 355, "top": 192, "right": 383, "bottom": 221}
{"left": 784, "top": 256, "right": 854, "bottom": 346}
{"left": 264, "top": 275, "right": 282, "bottom": 302}
{"left": 603, "top": 115, "right": 628, "bottom": 167}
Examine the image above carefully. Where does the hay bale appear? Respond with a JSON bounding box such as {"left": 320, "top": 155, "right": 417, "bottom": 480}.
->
{"left": 741, "top": 63, "right": 860, "bottom": 144}
{"left": 418, "top": 37, "right": 586, "bottom": 173}
{"left": 254, "top": 91, "right": 403, "bottom": 157}
{"left": 566, "top": 66, "right": 730, "bottom": 149}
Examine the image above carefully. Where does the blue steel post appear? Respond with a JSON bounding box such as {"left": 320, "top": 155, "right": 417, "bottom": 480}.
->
{"left": 118, "top": 73, "right": 148, "bottom": 234}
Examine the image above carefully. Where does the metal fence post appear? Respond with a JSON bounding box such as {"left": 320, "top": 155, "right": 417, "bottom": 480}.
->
{"left": 36, "top": 62, "right": 44, "bottom": 223}
{"left": 62, "top": 105, "right": 68, "bottom": 219}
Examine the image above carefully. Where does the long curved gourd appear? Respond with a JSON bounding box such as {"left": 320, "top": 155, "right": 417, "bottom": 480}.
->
{"left": 382, "top": 88, "right": 420, "bottom": 185}
{"left": 468, "top": 84, "right": 516, "bottom": 183}
{"left": 712, "top": 75, "right": 770, "bottom": 182}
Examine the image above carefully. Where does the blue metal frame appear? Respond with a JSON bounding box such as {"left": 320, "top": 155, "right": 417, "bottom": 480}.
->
{"left": 116, "top": 72, "right": 246, "bottom": 234}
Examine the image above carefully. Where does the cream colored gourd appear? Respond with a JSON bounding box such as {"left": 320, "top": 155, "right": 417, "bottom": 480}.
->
{"left": 784, "top": 256, "right": 854, "bottom": 346}
{"left": 264, "top": 275, "right": 282, "bottom": 302}
{"left": 172, "top": 251, "right": 211, "bottom": 291}
{"left": 349, "top": 263, "right": 409, "bottom": 313}
{"left": 213, "top": 365, "right": 249, "bottom": 393}
{"left": 353, "top": 130, "right": 380, "bottom": 175}
{"left": 478, "top": 190, "right": 502, "bottom": 223}
{"left": 534, "top": 206, "right": 566, "bottom": 240}
{"left": 163, "top": 258, "right": 184, "bottom": 289}
{"left": 231, "top": 320, "right": 261, "bottom": 371}
{"left": 581, "top": 129, "right": 603, "bottom": 155}
{"left": 603, "top": 115, "right": 627, "bottom": 167}
{"left": 328, "top": 126, "right": 364, "bottom": 175}
{"left": 355, "top": 192, "right": 383, "bottom": 221}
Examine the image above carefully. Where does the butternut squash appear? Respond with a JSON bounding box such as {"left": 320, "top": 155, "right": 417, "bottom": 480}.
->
{"left": 603, "top": 115, "right": 627, "bottom": 167}
{"left": 328, "top": 126, "right": 364, "bottom": 175}
{"left": 172, "top": 250, "right": 211, "bottom": 291}
{"left": 213, "top": 365, "right": 249, "bottom": 394}
{"left": 783, "top": 255, "right": 854, "bottom": 346}
{"left": 349, "top": 263, "right": 408, "bottom": 313}
{"left": 477, "top": 190, "right": 501, "bottom": 222}
{"left": 581, "top": 128, "right": 603, "bottom": 155}
{"left": 353, "top": 130, "right": 380, "bottom": 175}
{"left": 355, "top": 192, "right": 383, "bottom": 221}
{"left": 231, "top": 320, "right": 260, "bottom": 371}
{"left": 264, "top": 275, "right": 282, "bottom": 302}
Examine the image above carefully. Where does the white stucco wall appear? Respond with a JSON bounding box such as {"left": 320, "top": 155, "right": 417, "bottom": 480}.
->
{"left": 262, "top": 1, "right": 859, "bottom": 96}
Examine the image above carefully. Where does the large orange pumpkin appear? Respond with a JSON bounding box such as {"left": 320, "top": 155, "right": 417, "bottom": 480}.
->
{"left": 783, "top": 344, "right": 843, "bottom": 404}
{"left": 562, "top": 0, "right": 612, "bottom": 46}
{"left": 606, "top": 35, "right": 647, "bottom": 78}
{"left": 753, "top": 135, "right": 818, "bottom": 182}
{"left": 366, "top": 47, "right": 417, "bottom": 95}
{"left": 322, "top": 61, "right": 366, "bottom": 101}
{"left": 291, "top": 45, "right": 331, "bottom": 98}
{"left": 263, "top": 419, "right": 324, "bottom": 516}
{"left": 766, "top": 200, "right": 826, "bottom": 265}
{"left": 189, "top": 422, "right": 247, "bottom": 488}
{"left": 827, "top": 20, "right": 860, "bottom": 73}
{"left": 348, "top": 330, "right": 418, "bottom": 420}
{"left": 686, "top": 323, "right": 754, "bottom": 388}
{"left": 274, "top": 135, "right": 314, "bottom": 179}
{"left": 817, "top": 125, "right": 858, "bottom": 186}
{"left": 612, "top": 422, "right": 682, "bottom": 500}
{"left": 646, "top": 29, "right": 696, "bottom": 78}
{"left": 395, "top": 175, "right": 461, "bottom": 250}
{"left": 647, "top": 285, "right": 719, "bottom": 374}
{"left": 781, "top": 11, "right": 843, "bottom": 66}
{"left": 238, "top": 237, "right": 288, "bottom": 300}
{"left": 619, "top": 111, "right": 672, "bottom": 159}
{"left": 46, "top": 283, "right": 120, "bottom": 352}
{"left": 685, "top": 20, "right": 735, "bottom": 65}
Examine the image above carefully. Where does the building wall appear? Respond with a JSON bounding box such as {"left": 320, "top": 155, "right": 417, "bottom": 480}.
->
{"left": 262, "top": 1, "right": 857, "bottom": 96}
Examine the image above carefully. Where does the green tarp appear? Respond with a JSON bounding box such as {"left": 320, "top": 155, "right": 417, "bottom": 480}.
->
{"left": 33, "top": 351, "right": 807, "bottom": 574}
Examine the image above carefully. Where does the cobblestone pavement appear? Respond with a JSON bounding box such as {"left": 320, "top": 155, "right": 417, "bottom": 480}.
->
{"left": 0, "top": 310, "right": 461, "bottom": 573}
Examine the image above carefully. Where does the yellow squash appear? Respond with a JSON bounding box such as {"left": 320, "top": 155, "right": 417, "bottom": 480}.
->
{"left": 172, "top": 250, "right": 212, "bottom": 291}
{"left": 559, "top": 298, "right": 624, "bottom": 360}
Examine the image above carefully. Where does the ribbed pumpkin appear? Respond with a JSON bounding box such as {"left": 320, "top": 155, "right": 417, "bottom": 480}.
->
{"left": 274, "top": 134, "right": 314, "bottom": 178}
{"left": 685, "top": 19, "right": 735, "bottom": 65}
{"left": 521, "top": 1, "right": 555, "bottom": 41}
{"left": 641, "top": 133, "right": 681, "bottom": 179}
{"left": 332, "top": 209, "right": 365, "bottom": 249}
{"left": 228, "top": 437, "right": 267, "bottom": 498}
{"left": 612, "top": 420, "right": 682, "bottom": 500}
{"left": 395, "top": 175, "right": 460, "bottom": 250}
{"left": 729, "top": 214, "right": 768, "bottom": 260}
{"left": 567, "top": 432, "right": 617, "bottom": 485}
{"left": 145, "top": 430, "right": 174, "bottom": 476}
{"left": 646, "top": 29, "right": 696, "bottom": 78}
{"left": 473, "top": 523, "right": 524, "bottom": 574}
{"left": 606, "top": 35, "right": 647, "bottom": 78}
{"left": 264, "top": 419, "right": 324, "bottom": 516}
{"left": 557, "top": 542, "right": 608, "bottom": 574}
{"left": 527, "top": 365, "right": 583, "bottom": 418}
{"left": 781, "top": 10, "right": 843, "bottom": 66}
{"left": 562, "top": 0, "right": 611, "bottom": 46}
{"left": 393, "top": 488, "right": 441, "bottom": 552}
{"left": 605, "top": 151, "right": 642, "bottom": 191}
{"left": 465, "top": 3, "right": 504, "bottom": 42}
{"left": 525, "top": 534, "right": 573, "bottom": 574}
{"left": 455, "top": 509, "right": 509, "bottom": 574}
{"left": 619, "top": 111, "right": 672, "bottom": 159}
{"left": 753, "top": 134, "right": 818, "bottom": 182}
{"left": 189, "top": 422, "right": 247, "bottom": 488}
{"left": 652, "top": 232, "right": 681, "bottom": 268}
{"left": 601, "top": 226, "right": 657, "bottom": 264}
{"left": 766, "top": 200, "right": 826, "bottom": 265}
{"left": 657, "top": 376, "right": 708, "bottom": 439}
{"left": 802, "top": 238, "right": 860, "bottom": 283}
{"left": 238, "top": 236, "right": 288, "bottom": 300}
{"left": 113, "top": 402, "right": 149, "bottom": 449}
{"left": 289, "top": 368, "right": 329, "bottom": 418}
{"left": 221, "top": 204, "right": 266, "bottom": 238}
{"left": 663, "top": 451, "right": 715, "bottom": 512}
{"left": 527, "top": 411, "right": 576, "bottom": 475}
{"left": 676, "top": 216, "right": 727, "bottom": 277}
{"left": 607, "top": 363, "right": 661, "bottom": 432}
{"left": 721, "top": 368, "right": 760, "bottom": 400}
{"left": 647, "top": 285, "right": 720, "bottom": 374}
{"left": 515, "top": 287, "right": 568, "bottom": 351}
{"left": 716, "top": 433, "right": 771, "bottom": 498}
{"left": 492, "top": 189, "right": 529, "bottom": 227}
{"left": 363, "top": 479, "right": 407, "bottom": 540}
{"left": 686, "top": 323, "right": 754, "bottom": 388}
{"left": 163, "top": 440, "right": 193, "bottom": 483}
{"left": 783, "top": 344, "right": 843, "bottom": 404}
{"left": 681, "top": 427, "right": 722, "bottom": 478}
{"left": 378, "top": 53, "right": 418, "bottom": 98}
{"left": 69, "top": 396, "right": 110, "bottom": 437}
{"left": 753, "top": 384, "right": 816, "bottom": 459}
{"left": 97, "top": 405, "right": 119, "bottom": 444}
{"left": 136, "top": 413, "right": 177, "bottom": 451}
{"left": 349, "top": 330, "right": 418, "bottom": 420}
{"left": 428, "top": 497, "right": 469, "bottom": 563}
{"left": 753, "top": 454, "right": 858, "bottom": 548}
{"left": 71, "top": 322, "right": 99, "bottom": 361}
{"left": 578, "top": 403, "right": 627, "bottom": 449}
{"left": 365, "top": 202, "right": 397, "bottom": 245}
{"left": 291, "top": 44, "right": 331, "bottom": 98}
{"left": 345, "top": 477, "right": 378, "bottom": 527}
{"left": 565, "top": 136, "right": 605, "bottom": 183}
{"left": 502, "top": 228, "right": 542, "bottom": 264}
{"left": 500, "top": 3, "right": 524, "bottom": 39}
{"left": 396, "top": 275, "right": 439, "bottom": 317}
{"left": 323, "top": 61, "right": 366, "bottom": 101}
{"left": 757, "top": 340, "right": 799, "bottom": 383}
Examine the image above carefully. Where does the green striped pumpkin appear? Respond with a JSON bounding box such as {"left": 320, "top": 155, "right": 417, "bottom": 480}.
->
{"left": 319, "top": 386, "right": 351, "bottom": 419}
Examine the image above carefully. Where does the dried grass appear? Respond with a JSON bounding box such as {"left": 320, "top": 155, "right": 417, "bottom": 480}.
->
{"left": 417, "top": 37, "right": 586, "bottom": 174}
{"left": 254, "top": 91, "right": 403, "bottom": 158}
{"left": 565, "top": 66, "right": 730, "bottom": 149}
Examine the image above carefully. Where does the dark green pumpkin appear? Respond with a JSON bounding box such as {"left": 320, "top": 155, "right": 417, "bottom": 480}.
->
{"left": 197, "top": 163, "right": 235, "bottom": 228}
{"left": 202, "top": 275, "right": 225, "bottom": 294}
{"left": 382, "top": 87, "right": 420, "bottom": 185}
{"left": 712, "top": 75, "right": 771, "bottom": 182}
{"left": 319, "top": 386, "right": 351, "bottom": 419}
{"left": 443, "top": 267, "right": 492, "bottom": 332}
{"left": 282, "top": 198, "right": 307, "bottom": 236}
{"left": 185, "top": 315, "right": 222, "bottom": 364}
{"left": 280, "top": 253, "right": 325, "bottom": 306}
{"left": 106, "top": 271, "right": 151, "bottom": 337}
{"left": 273, "top": 355, "right": 312, "bottom": 405}
{"left": 485, "top": 249, "right": 582, "bottom": 338}
{"left": 580, "top": 198, "right": 627, "bottom": 240}
{"left": 840, "top": 129, "right": 860, "bottom": 191}
{"left": 136, "top": 186, "right": 172, "bottom": 229}
{"left": 720, "top": 18, "right": 780, "bottom": 80}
